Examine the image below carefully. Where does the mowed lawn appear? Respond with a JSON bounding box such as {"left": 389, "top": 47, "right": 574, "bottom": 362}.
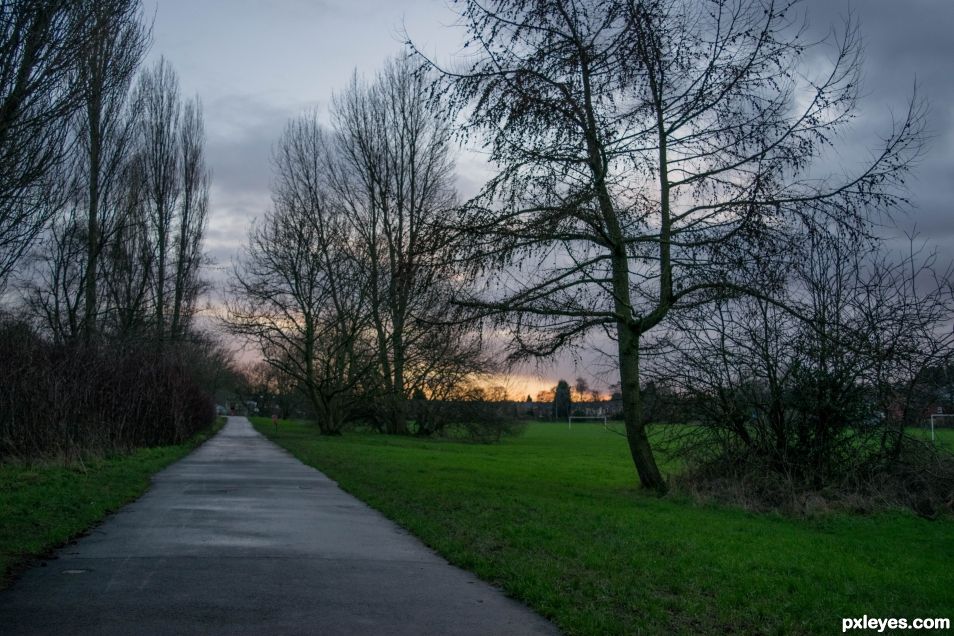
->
{"left": 0, "top": 418, "right": 224, "bottom": 588}
{"left": 253, "top": 418, "right": 954, "bottom": 635}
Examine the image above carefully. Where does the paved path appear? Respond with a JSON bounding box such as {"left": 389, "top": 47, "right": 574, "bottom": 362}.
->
{"left": 0, "top": 417, "right": 558, "bottom": 635}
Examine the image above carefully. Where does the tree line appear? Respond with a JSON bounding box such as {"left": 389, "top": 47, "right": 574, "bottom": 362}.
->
{"left": 0, "top": 1, "right": 220, "bottom": 459}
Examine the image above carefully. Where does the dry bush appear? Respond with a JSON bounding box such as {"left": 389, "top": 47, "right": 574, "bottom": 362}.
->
{"left": 648, "top": 237, "right": 954, "bottom": 517}
{"left": 0, "top": 316, "right": 214, "bottom": 460}
{"left": 670, "top": 442, "right": 954, "bottom": 519}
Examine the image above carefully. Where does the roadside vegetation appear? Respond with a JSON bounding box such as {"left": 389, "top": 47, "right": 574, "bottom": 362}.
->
{"left": 0, "top": 1, "right": 230, "bottom": 463}
{"left": 254, "top": 418, "right": 953, "bottom": 635}
{"left": 0, "top": 417, "right": 224, "bottom": 589}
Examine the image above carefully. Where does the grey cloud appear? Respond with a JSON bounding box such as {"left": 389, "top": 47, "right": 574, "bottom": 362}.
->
{"left": 204, "top": 94, "right": 294, "bottom": 197}
{"left": 771, "top": 1, "right": 954, "bottom": 258}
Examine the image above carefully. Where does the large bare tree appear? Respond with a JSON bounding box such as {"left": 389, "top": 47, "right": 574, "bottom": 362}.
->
{"left": 226, "top": 114, "right": 372, "bottom": 434}
{"left": 77, "top": 0, "right": 148, "bottom": 342}
{"left": 133, "top": 57, "right": 179, "bottom": 342}
{"left": 411, "top": 0, "right": 924, "bottom": 490}
{"left": 169, "top": 98, "right": 209, "bottom": 340}
{"left": 328, "top": 56, "right": 459, "bottom": 434}
{"left": 132, "top": 58, "right": 208, "bottom": 343}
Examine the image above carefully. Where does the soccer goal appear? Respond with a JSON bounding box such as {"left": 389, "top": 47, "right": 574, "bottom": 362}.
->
{"left": 928, "top": 413, "right": 954, "bottom": 442}
{"left": 568, "top": 414, "right": 608, "bottom": 429}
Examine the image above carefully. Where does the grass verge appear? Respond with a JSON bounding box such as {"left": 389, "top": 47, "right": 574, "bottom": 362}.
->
{"left": 253, "top": 418, "right": 953, "bottom": 635}
{"left": 0, "top": 417, "right": 225, "bottom": 588}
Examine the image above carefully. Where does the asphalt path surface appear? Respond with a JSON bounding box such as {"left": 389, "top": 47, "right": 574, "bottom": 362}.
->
{"left": 0, "top": 417, "right": 559, "bottom": 635}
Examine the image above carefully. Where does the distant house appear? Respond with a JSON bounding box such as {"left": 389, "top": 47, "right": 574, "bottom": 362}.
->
{"left": 524, "top": 400, "right": 555, "bottom": 420}
{"left": 570, "top": 402, "right": 610, "bottom": 417}
{"left": 885, "top": 400, "right": 947, "bottom": 424}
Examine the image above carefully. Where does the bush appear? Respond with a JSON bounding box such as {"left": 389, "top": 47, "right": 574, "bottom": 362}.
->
{"left": 644, "top": 235, "right": 954, "bottom": 516}
{"left": 667, "top": 432, "right": 954, "bottom": 517}
{"left": 0, "top": 317, "right": 215, "bottom": 460}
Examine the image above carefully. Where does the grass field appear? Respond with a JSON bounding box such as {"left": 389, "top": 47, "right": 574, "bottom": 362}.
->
{"left": 909, "top": 426, "right": 954, "bottom": 451}
{"left": 253, "top": 418, "right": 954, "bottom": 635}
{"left": 0, "top": 418, "right": 224, "bottom": 588}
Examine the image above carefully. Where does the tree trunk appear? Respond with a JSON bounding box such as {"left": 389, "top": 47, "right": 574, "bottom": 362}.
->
{"left": 155, "top": 211, "right": 166, "bottom": 344}
{"left": 389, "top": 329, "right": 408, "bottom": 434}
{"left": 311, "top": 391, "right": 344, "bottom": 436}
{"left": 581, "top": 52, "right": 667, "bottom": 491}
{"left": 84, "top": 95, "right": 102, "bottom": 345}
{"left": 170, "top": 203, "right": 187, "bottom": 341}
{"left": 617, "top": 322, "right": 667, "bottom": 492}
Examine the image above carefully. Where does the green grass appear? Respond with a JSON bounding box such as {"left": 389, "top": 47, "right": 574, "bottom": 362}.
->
{"left": 0, "top": 418, "right": 224, "bottom": 588}
{"left": 253, "top": 418, "right": 954, "bottom": 635}
{"left": 909, "top": 426, "right": 954, "bottom": 451}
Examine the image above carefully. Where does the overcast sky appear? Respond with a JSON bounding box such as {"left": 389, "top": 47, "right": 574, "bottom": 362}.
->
{"left": 142, "top": 0, "right": 954, "bottom": 395}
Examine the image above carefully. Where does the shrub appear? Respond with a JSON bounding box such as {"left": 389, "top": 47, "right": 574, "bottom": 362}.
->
{"left": 0, "top": 316, "right": 215, "bottom": 460}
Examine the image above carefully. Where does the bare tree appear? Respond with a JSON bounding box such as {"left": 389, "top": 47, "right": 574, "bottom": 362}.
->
{"left": 99, "top": 151, "right": 153, "bottom": 339}
{"left": 77, "top": 0, "right": 148, "bottom": 341}
{"left": 0, "top": 2, "right": 93, "bottom": 289}
{"left": 131, "top": 58, "right": 208, "bottom": 343}
{"left": 133, "top": 57, "right": 180, "bottom": 342}
{"left": 411, "top": 0, "right": 924, "bottom": 490}
{"left": 169, "top": 98, "right": 209, "bottom": 340}
{"left": 226, "top": 114, "right": 372, "bottom": 434}
{"left": 328, "top": 56, "right": 459, "bottom": 434}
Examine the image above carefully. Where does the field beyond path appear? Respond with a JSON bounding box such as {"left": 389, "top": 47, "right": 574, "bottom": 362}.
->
{"left": 0, "top": 417, "right": 557, "bottom": 635}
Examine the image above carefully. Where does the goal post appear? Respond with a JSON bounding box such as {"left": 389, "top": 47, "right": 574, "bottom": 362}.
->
{"left": 928, "top": 413, "right": 954, "bottom": 442}
{"left": 567, "top": 414, "right": 608, "bottom": 429}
